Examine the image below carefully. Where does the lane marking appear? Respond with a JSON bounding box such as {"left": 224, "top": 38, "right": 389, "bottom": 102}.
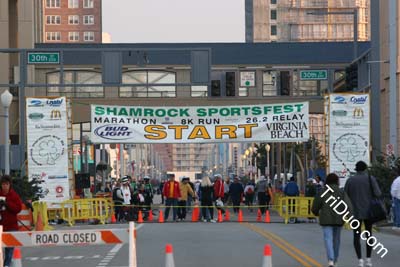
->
{"left": 243, "top": 223, "right": 322, "bottom": 267}
{"left": 96, "top": 224, "right": 143, "bottom": 267}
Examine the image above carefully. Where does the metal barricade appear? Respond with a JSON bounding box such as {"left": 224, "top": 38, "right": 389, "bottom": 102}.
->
{"left": 279, "top": 196, "right": 318, "bottom": 224}
{"left": 60, "top": 198, "right": 112, "bottom": 226}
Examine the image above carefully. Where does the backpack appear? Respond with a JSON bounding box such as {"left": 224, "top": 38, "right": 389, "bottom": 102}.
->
{"left": 247, "top": 187, "right": 254, "bottom": 195}
{"left": 112, "top": 188, "right": 123, "bottom": 202}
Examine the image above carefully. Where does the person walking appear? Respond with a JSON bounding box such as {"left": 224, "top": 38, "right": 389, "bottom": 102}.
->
{"left": 162, "top": 174, "right": 181, "bottom": 222}
{"left": 200, "top": 176, "right": 215, "bottom": 222}
{"left": 229, "top": 176, "right": 244, "bottom": 214}
{"left": 244, "top": 180, "right": 255, "bottom": 212}
{"left": 177, "top": 177, "right": 195, "bottom": 221}
{"left": 112, "top": 180, "right": 124, "bottom": 222}
{"left": 213, "top": 174, "right": 225, "bottom": 214}
{"left": 390, "top": 171, "right": 400, "bottom": 230}
{"left": 0, "top": 175, "right": 22, "bottom": 267}
{"left": 345, "top": 161, "right": 382, "bottom": 267}
{"left": 312, "top": 173, "right": 353, "bottom": 267}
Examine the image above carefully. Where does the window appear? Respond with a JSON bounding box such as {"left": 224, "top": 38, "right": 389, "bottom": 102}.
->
{"left": 47, "top": 71, "right": 104, "bottom": 98}
{"left": 46, "top": 15, "right": 61, "bottom": 25}
{"left": 270, "top": 0, "right": 277, "bottom": 4}
{"left": 46, "top": 0, "right": 60, "bottom": 8}
{"left": 120, "top": 71, "right": 176, "bottom": 98}
{"left": 270, "top": 10, "right": 277, "bottom": 20}
{"left": 263, "top": 71, "right": 278, "bottom": 96}
{"left": 84, "top": 0, "right": 94, "bottom": 8}
{"left": 83, "top": 32, "right": 94, "bottom": 41}
{"left": 191, "top": 86, "right": 207, "bottom": 97}
{"left": 271, "top": 25, "right": 277, "bottom": 36}
{"left": 68, "top": 15, "right": 79, "bottom": 25}
{"left": 46, "top": 32, "right": 61, "bottom": 41}
{"left": 83, "top": 15, "right": 94, "bottom": 25}
{"left": 68, "top": 0, "right": 79, "bottom": 8}
{"left": 69, "top": 32, "right": 79, "bottom": 42}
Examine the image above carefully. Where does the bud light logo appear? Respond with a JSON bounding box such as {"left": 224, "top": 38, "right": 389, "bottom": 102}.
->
{"left": 94, "top": 125, "right": 133, "bottom": 140}
{"left": 46, "top": 99, "right": 63, "bottom": 107}
{"left": 333, "top": 96, "right": 346, "bottom": 103}
{"left": 350, "top": 96, "right": 367, "bottom": 104}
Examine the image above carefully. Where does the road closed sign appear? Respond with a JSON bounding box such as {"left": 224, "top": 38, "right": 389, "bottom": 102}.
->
{"left": 33, "top": 232, "right": 100, "bottom": 246}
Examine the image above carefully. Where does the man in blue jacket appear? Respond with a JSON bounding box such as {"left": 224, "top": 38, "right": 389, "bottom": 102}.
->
{"left": 284, "top": 177, "right": 300, "bottom": 222}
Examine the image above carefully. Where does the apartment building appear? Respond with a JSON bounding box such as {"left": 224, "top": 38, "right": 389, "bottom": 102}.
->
{"left": 251, "top": 0, "right": 370, "bottom": 42}
{"left": 43, "top": 0, "right": 102, "bottom": 43}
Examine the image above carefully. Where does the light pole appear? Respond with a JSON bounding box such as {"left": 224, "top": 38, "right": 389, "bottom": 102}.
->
{"left": 1, "top": 90, "right": 13, "bottom": 175}
{"left": 307, "top": 8, "right": 358, "bottom": 60}
{"left": 266, "top": 144, "right": 271, "bottom": 180}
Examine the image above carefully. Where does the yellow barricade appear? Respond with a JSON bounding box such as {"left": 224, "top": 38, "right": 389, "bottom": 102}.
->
{"left": 32, "top": 201, "right": 53, "bottom": 231}
{"left": 279, "top": 196, "right": 318, "bottom": 224}
{"left": 60, "top": 198, "right": 112, "bottom": 226}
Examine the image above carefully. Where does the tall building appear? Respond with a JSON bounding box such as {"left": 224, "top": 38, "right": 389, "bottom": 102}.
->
{"left": 250, "top": 0, "right": 370, "bottom": 42}
{"left": 42, "top": 0, "right": 102, "bottom": 43}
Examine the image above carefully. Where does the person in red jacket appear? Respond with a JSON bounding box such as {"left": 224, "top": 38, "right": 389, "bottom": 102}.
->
{"left": 0, "top": 175, "right": 22, "bottom": 267}
{"left": 213, "top": 174, "right": 225, "bottom": 201}
{"left": 162, "top": 174, "right": 181, "bottom": 222}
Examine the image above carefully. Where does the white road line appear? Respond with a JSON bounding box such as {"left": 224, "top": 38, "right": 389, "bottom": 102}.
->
{"left": 96, "top": 224, "right": 144, "bottom": 267}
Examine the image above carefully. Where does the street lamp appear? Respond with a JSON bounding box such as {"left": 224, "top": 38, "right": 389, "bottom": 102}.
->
{"left": 266, "top": 144, "right": 271, "bottom": 179}
{"left": 1, "top": 90, "right": 13, "bottom": 175}
{"left": 307, "top": 9, "right": 358, "bottom": 60}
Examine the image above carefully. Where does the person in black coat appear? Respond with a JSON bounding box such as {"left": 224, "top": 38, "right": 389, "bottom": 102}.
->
{"left": 229, "top": 176, "right": 244, "bottom": 213}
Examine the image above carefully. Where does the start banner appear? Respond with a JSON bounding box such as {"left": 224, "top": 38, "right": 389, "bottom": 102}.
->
{"left": 91, "top": 102, "right": 309, "bottom": 143}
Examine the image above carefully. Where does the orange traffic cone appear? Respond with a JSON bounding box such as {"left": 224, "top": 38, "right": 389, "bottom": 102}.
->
{"left": 111, "top": 213, "right": 117, "bottom": 224}
{"left": 217, "top": 210, "right": 223, "bottom": 223}
{"left": 238, "top": 209, "right": 243, "bottom": 222}
{"left": 165, "top": 244, "right": 175, "bottom": 267}
{"left": 265, "top": 210, "right": 271, "bottom": 223}
{"left": 148, "top": 209, "right": 153, "bottom": 222}
{"left": 10, "top": 247, "right": 22, "bottom": 267}
{"left": 158, "top": 210, "right": 164, "bottom": 223}
{"left": 35, "top": 211, "right": 44, "bottom": 231}
{"left": 257, "top": 209, "right": 262, "bottom": 222}
{"left": 262, "top": 244, "right": 272, "bottom": 267}
{"left": 192, "top": 207, "right": 199, "bottom": 222}
{"left": 137, "top": 210, "right": 144, "bottom": 223}
{"left": 224, "top": 209, "right": 230, "bottom": 221}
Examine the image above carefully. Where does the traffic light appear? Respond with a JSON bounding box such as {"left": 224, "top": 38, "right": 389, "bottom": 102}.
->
{"left": 226, "top": 72, "right": 236, "bottom": 96}
{"left": 211, "top": 80, "right": 221, "bottom": 96}
{"left": 345, "top": 63, "right": 358, "bottom": 90}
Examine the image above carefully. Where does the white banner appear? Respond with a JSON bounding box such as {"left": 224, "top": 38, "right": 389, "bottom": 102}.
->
{"left": 91, "top": 102, "right": 309, "bottom": 143}
{"left": 26, "top": 97, "right": 69, "bottom": 202}
{"left": 328, "top": 93, "right": 370, "bottom": 186}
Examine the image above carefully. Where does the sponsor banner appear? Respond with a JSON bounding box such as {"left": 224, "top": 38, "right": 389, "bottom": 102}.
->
{"left": 26, "top": 97, "right": 69, "bottom": 203}
{"left": 91, "top": 103, "right": 309, "bottom": 143}
{"left": 328, "top": 93, "right": 370, "bottom": 187}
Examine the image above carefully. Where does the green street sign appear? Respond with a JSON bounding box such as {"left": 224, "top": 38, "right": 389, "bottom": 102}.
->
{"left": 27, "top": 52, "right": 60, "bottom": 64}
{"left": 300, "top": 70, "right": 327, "bottom": 80}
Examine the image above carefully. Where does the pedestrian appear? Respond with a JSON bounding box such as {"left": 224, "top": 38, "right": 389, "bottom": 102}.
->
{"left": 0, "top": 175, "right": 22, "bottom": 267}
{"left": 390, "top": 170, "right": 400, "bottom": 230}
{"left": 229, "top": 176, "right": 244, "bottom": 213}
{"left": 159, "top": 180, "right": 165, "bottom": 204}
{"left": 312, "top": 173, "right": 353, "bottom": 267}
{"left": 162, "top": 173, "right": 181, "bottom": 222}
{"left": 344, "top": 161, "right": 382, "bottom": 267}
{"left": 284, "top": 177, "right": 300, "bottom": 217}
{"left": 256, "top": 175, "right": 268, "bottom": 214}
{"left": 142, "top": 176, "right": 153, "bottom": 209}
{"left": 200, "top": 176, "right": 215, "bottom": 222}
{"left": 244, "top": 180, "right": 255, "bottom": 212}
{"left": 177, "top": 177, "right": 195, "bottom": 221}
{"left": 120, "top": 176, "right": 133, "bottom": 221}
{"left": 112, "top": 180, "right": 124, "bottom": 222}
{"left": 223, "top": 177, "right": 231, "bottom": 203}
{"left": 213, "top": 174, "right": 225, "bottom": 214}
{"left": 305, "top": 178, "right": 317, "bottom": 197}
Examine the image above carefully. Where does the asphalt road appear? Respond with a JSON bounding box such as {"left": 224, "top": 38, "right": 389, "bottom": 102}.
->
{"left": 17, "top": 213, "right": 400, "bottom": 267}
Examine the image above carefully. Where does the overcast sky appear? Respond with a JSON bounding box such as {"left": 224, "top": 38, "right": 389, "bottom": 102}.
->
{"left": 102, "top": 0, "right": 245, "bottom": 43}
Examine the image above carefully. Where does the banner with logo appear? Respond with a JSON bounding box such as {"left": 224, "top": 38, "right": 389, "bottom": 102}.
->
{"left": 91, "top": 102, "right": 309, "bottom": 143}
{"left": 328, "top": 93, "right": 370, "bottom": 187}
{"left": 26, "top": 97, "right": 69, "bottom": 203}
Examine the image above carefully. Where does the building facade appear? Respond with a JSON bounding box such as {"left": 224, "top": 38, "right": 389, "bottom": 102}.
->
{"left": 251, "top": 0, "right": 370, "bottom": 42}
{"left": 42, "top": 0, "right": 102, "bottom": 43}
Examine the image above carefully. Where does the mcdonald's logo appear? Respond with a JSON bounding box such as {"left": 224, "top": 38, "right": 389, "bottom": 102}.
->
{"left": 353, "top": 107, "right": 364, "bottom": 118}
{"left": 50, "top": 109, "right": 62, "bottom": 120}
